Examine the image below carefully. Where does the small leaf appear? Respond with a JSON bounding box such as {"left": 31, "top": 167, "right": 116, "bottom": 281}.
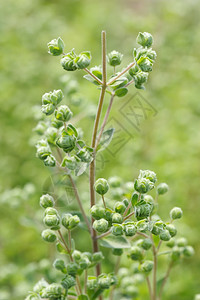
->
{"left": 99, "top": 235, "right": 131, "bottom": 249}
{"left": 96, "top": 128, "right": 115, "bottom": 152}
{"left": 75, "top": 162, "right": 88, "bottom": 176}
{"left": 78, "top": 295, "right": 89, "bottom": 300}
{"left": 56, "top": 242, "right": 68, "bottom": 254}
{"left": 115, "top": 87, "right": 128, "bottom": 97}
{"left": 83, "top": 75, "right": 100, "bottom": 86}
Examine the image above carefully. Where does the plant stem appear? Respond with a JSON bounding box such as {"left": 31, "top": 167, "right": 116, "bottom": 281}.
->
{"left": 123, "top": 201, "right": 132, "bottom": 217}
{"left": 95, "top": 93, "right": 115, "bottom": 150}
{"left": 137, "top": 231, "right": 149, "bottom": 238}
{"left": 96, "top": 229, "right": 111, "bottom": 240}
{"left": 158, "top": 262, "right": 173, "bottom": 300}
{"left": 84, "top": 269, "right": 88, "bottom": 294}
{"left": 146, "top": 276, "right": 153, "bottom": 300}
{"left": 68, "top": 174, "right": 92, "bottom": 235}
{"left": 107, "top": 61, "right": 135, "bottom": 85}
{"left": 151, "top": 236, "right": 157, "bottom": 300}
{"left": 58, "top": 230, "right": 72, "bottom": 259}
{"left": 89, "top": 31, "right": 107, "bottom": 288}
{"left": 123, "top": 211, "right": 135, "bottom": 221}
{"left": 84, "top": 67, "right": 103, "bottom": 85}
{"left": 102, "top": 195, "right": 106, "bottom": 208}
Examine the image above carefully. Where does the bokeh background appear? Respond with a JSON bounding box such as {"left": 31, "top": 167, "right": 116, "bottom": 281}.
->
{"left": 0, "top": 0, "right": 200, "bottom": 299}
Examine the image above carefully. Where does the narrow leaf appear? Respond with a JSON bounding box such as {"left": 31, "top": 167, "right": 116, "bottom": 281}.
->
{"left": 99, "top": 235, "right": 131, "bottom": 249}
{"left": 96, "top": 128, "right": 115, "bottom": 152}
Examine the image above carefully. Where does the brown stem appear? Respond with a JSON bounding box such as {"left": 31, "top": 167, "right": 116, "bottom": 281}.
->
{"left": 151, "top": 235, "right": 157, "bottom": 300}
{"left": 137, "top": 231, "right": 149, "bottom": 238}
{"left": 158, "top": 262, "right": 173, "bottom": 300}
{"left": 123, "top": 201, "right": 132, "bottom": 217}
{"left": 58, "top": 230, "right": 72, "bottom": 259}
{"left": 146, "top": 276, "right": 153, "bottom": 300}
{"left": 96, "top": 229, "right": 111, "bottom": 240}
{"left": 123, "top": 211, "right": 135, "bottom": 221}
{"left": 102, "top": 195, "right": 107, "bottom": 209}
{"left": 84, "top": 67, "right": 103, "bottom": 86}
{"left": 107, "top": 61, "right": 135, "bottom": 85}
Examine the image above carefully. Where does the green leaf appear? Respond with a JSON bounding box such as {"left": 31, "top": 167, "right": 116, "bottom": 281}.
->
{"left": 96, "top": 128, "right": 115, "bottom": 152}
{"left": 83, "top": 75, "right": 100, "bottom": 86}
{"left": 56, "top": 242, "right": 68, "bottom": 254}
{"left": 115, "top": 87, "right": 128, "bottom": 97}
{"left": 99, "top": 235, "right": 131, "bottom": 249}
{"left": 75, "top": 162, "right": 88, "bottom": 176}
{"left": 78, "top": 295, "right": 89, "bottom": 300}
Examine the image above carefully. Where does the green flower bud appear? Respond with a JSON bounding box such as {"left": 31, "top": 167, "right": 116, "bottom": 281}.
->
{"left": 177, "top": 237, "right": 187, "bottom": 247}
{"left": 62, "top": 214, "right": 80, "bottom": 230}
{"left": 41, "top": 103, "right": 56, "bottom": 116}
{"left": 136, "top": 32, "right": 153, "bottom": 48}
{"left": 93, "top": 219, "right": 109, "bottom": 233}
{"left": 43, "top": 154, "right": 56, "bottom": 167}
{"left": 124, "top": 224, "right": 136, "bottom": 237}
{"left": 33, "top": 278, "right": 49, "bottom": 294}
{"left": 48, "top": 37, "right": 64, "bottom": 56}
{"left": 67, "top": 262, "right": 79, "bottom": 276}
{"left": 94, "top": 178, "right": 109, "bottom": 195}
{"left": 42, "top": 90, "right": 63, "bottom": 106}
{"left": 129, "top": 65, "right": 139, "bottom": 77}
{"left": 144, "top": 195, "right": 154, "bottom": 204}
{"left": 166, "top": 224, "right": 177, "bottom": 237}
{"left": 111, "top": 224, "right": 123, "bottom": 236}
{"left": 114, "top": 201, "right": 126, "bottom": 214}
{"left": 166, "top": 238, "right": 175, "bottom": 248}
{"left": 136, "top": 219, "right": 149, "bottom": 232}
{"left": 139, "top": 170, "right": 157, "bottom": 183}
{"left": 41, "top": 229, "right": 57, "bottom": 243}
{"left": 112, "top": 248, "right": 123, "bottom": 256}
{"left": 61, "top": 274, "right": 76, "bottom": 290}
{"left": 45, "top": 127, "right": 58, "bottom": 144}
{"left": 42, "top": 283, "right": 64, "bottom": 298}
{"left": 72, "top": 250, "right": 82, "bottom": 262}
{"left": 92, "top": 252, "right": 104, "bottom": 263}
{"left": 53, "top": 259, "right": 66, "bottom": 273}
{"left": 44, "top": 207, "right": 59, "bottom": 216}
{"left": 146, "top": 49, "right": 157, "bottom": 61}
{"left": 157, "top": 183, "right": 169, "bottom": 195}
{"left": 90, "top": 205, "right": 106, "bottom": 220}
{"left": 171, "top": 246, "right": 181, "bottom": 261}
{"left": 141, "top": 238, "right": 152, "bottom": 250}
{"left": 140, "top": 260, "right": 154, "bottom": 274}
{"left": 87, "top": 276, "right": 98, "bottom": 290}
{"left": 51, "top": 118, "right": 63, "bottom": 129}
{"left": 43, "top": 214, "right": 60, "bottom": 227}
{"left": 25, "top": 292, "right": 40, "bottom": 300}
{"left": 55, "top": 105, "right": 73, "bottom": 122}
{"left": 137, "top": 56, "right": 153, "bottom": 72}
{"left": 61, "top": 213, "right": 72, "bottom": 228}
{"left": 76, "top": 146, "right": 93, "bottom": 163}
{"left": 104, "top": 208, "right": 113, "bottom": 222}
{"left": 135, "top": 201, "right": 153, "bottom": 220}
{"left": 33, "top": 121, "right": 48, "bottom": 135}
{"left": 61, "top": 155, "right": 79, "bottom": 170}
{"left": 36, "top": 143, "right": 51, "bottom": 160}
{"left": 133, "top": 71, "right": 149, "bottom": 89}
{"left": 56, "top": 132, "right": 76, "bottom": 153}
{"left": 107, "top": 50, "right": 123, "bottom": 66}
{"left": 75, "top": 51, "right": 92, "bottom": 69}
{"left": 108, "top": 176, "right": 122, "bottom": 187}
{"left": 79, "top": 257, "right": 91, "bottom": 269}
{"left": 151, "top": 221, "right": 164, "bottom": 235}
{"left": 61, "top": 50, "right": 77, "bottom": 71}
{"left": 170, "top": 207, "right": 183, "bottom": 220}
{"left": 40, "top": 194, "right": 55, "bottom": 209}
{"left": 183, "top": 246, "right": 194, "bottom": 257}
{"left": 129, "top": 246, "right": 144, "bottom": 261}
{"left": 134, "top": 178, "right": 153, "bottom": 194}
{"left": 98, "top": 274, "right": 111, "bottom": 289}
{"left": 160, "top": 230, "right": 171, "bottom": 241}
{"left": 112, "top": 213, "right": 123, "bottom": 224}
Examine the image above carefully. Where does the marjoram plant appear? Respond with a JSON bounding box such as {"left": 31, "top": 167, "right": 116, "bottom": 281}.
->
{"left": 26, "top": 31, "right": 194, "bottom": 300}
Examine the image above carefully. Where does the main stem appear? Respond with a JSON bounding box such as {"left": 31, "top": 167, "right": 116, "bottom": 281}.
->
{"left": 89, "top": 31, "right": 107, "bottom": 281}
{"left": 152, "top": 238, "right": 157, "bottom": 300}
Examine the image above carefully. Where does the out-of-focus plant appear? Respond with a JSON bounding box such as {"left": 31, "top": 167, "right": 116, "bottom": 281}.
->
{"left": 25, "top": 31, "right": 194, "bottom": 300}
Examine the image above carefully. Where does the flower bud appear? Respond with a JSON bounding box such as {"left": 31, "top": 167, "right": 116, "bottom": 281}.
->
{"left": 42, "top": 283, "right": 64, "bottom": 298}
{"left": 140, "top": 260, "right": 154, "bottom": 274}
{"left": 41, "top": 229, "right": 57, "bottom": 243}
{"left": 75, "top": 51, "right": 92, "bottom": 69}
{"left": 72, "top": 250, "right": 82, "bottom": 262}
{"left": 170, "top": 207, "right": 183, "bottom": 220}
{"left": 90, "top": 205, "right": 106, "bottom": 220}
{"left": 25, "top": 293, "right": 40, "bottom": 300}
{"left": 112, "top": 248, "right": 123, "bottom": 256}
{"left": 93, "top": 219, "right": 109, "bottom": 233}
{"left": 114, "top": 201, "right": 126, "bottom": 214}
{"left": 129, "top": 246, "right": 144, "bottom": 261}
{"left": 133, "top": 71, "right": 149, "bottom": 89}
{"left": 107, "top": 50, "right": 123, "bottom": 67}
{"left": 141, "top": 238, "right": 152, "bottom": 250}
{"left": 166, "top": 238, "right": 175, "bottom": 248}
{"left": 40, "top": 194, "right": 55, "bottom": 209}
{"left": 94, "top": 178, "right": 109, "bottom": 195}
{"left": 41, "top": 103, "right": 56, "bottom": 116}
{"left": 98, "top": 274, "right": 111, "bottom": 289}
{"left": 139, "top": 170, "right": 157, "bottom": 183}
{"left": 151, "top": 221, "right": 163, "bottom": 235}
{"left": 124, "top": 224, "right": 136, "bottom": 237}
{"left": 112, "top": 213, "right": 123, "bottom": 224}
{"left": 61, "top": 213, "right": 72, "bottom": 228}
{"left": 111, "top": 224, "right": 123, "bottom": 236}
{"left": 61, "top": 275, "right": 76, "bottom": 290}
{"left": 183, "top": 246, "right": 194, "bottom": 257}
{"left": 45, "top": 127, "right": 57, "bottom": 144}
{"left": 48, "top": 37, "right": 64, "bottom": 56}
{"left": 108, "top": 176, "right": 122, "bottom": 188}
{"left": 159, "top": 230, "right": 171, "bottom": 241}
{"left": 36, "top": 144, "right": 51, "bottom": 160}
{"left": 135, "top": 201, "right": 153, "bottom": 220}
{"left": 43, "top": 154, "right": 56, "bottom": 167}
{"left": 92, "top": 252, "right": 104, "bottom": 263}
{"left": 56, "top": 132, "right": 76, "bottom": 153}
{"left": 166, "top": 224, "right": 177, "bottom": 237}
{"left": 146, "top": 49, "right": 157, "bottom": 61}
{"left": 51, "top": 118, "right": 63, "bottom": 129}
{"left": 87, "top": 276, "right": 98, "bottom": 290}
{"left": 61, "top": 155, "right": 79, "bottom": 170}
{"left": 79, "top": 257, "right": 91, "bottom": 269}
{"left": 55, "top": 105, "right": 73, "bottom": 122}
{"left": 76, "top": 146, "right": 93, "bottom": 163}
{"left": 33, "top": 278, "right": 49, "bottom": 294}
{"left": 177, "top": 237, "right": 187, "bottom": 247}
{"left": 61, "top": 49, "right": 78, "bottom": 71}
{"left": 104, "top": 208, "right": 113, "bottom": 222}
{"left": 171, "top": 246, "right": 181, "bottom": 261}
{"left": 137, "top": 56, "right": 153, "bottom": 72}
{"left": 136, "top": 32, "right": 153, "bottom": 48}
{"left": 62, "top": 214, "right": 80, "bottom": 230}
{"left": 33, "top": 121, "right": 48, "bottom": 135}
{"left": 43, "top": 214, "right": 60, "bottom": 228}
{"left": 134, "top": 178, "right": 153, "bottom": 194}
{"left": 53, "top": 259, "right": 66, "bottom": 273}
{"left": 44, "top": 207, "right": 59, "bottom": 216}
{"left": 157, "top": 183, "right": 169, "bottom": 195}
{"left": 67, "top": 262, "right": 78, "bottom": 276}
{"left": 129, "top": 65, "right": 139, "bottom": 77}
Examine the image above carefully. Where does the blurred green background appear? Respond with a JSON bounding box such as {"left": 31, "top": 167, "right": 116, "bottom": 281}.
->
{"left": 0, "top": 0, "right": 200, "bottom": 299}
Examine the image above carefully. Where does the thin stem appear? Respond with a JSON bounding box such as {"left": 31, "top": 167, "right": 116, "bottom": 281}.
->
{"left": 84, "top": 269, "right": 88, "bottom": 294}
{"left": 95, "top": 93, "right": 115, "bottom": 149}
{"left": 124, "top": 79, "right": 134, "bottom": 88}
{"left": 157, "top": 240, "right": 162, "bottom": 252}
{"left": 151, "top": 235, "right": 157, "bottom": 300}
{"left": 137, "top": 231, "right": 149, "bottom": 238}
{"left": 107, "top": 61, "right": 135, "bottom": 85}
{"left": 58, "top": 230, "right": 72, "bottom": 259}
{"left": 84, "top": 67, "right": 103, "bottom": 86}
{"left": 68, "top": 230, "right": 71, "bottom": 251}
{"left": 123, "top": 201, "right": 132, "bottom": 217}
{"left": 96, "top": 229, "right": 111, "bottom": 240}
{"left": 158, "top": 262, "right": 173, "bottom": 300}
{"left": 68, "top": 174, "right": 92, "bottom": 235}
{"left": 123, "top": 211, "right": 135, "bottom": 221}
{"left": 102, "top": 195, "right": 106, "bottom": 209}
{"left": 146, "top": 276, "right": 153, "bottom": 300}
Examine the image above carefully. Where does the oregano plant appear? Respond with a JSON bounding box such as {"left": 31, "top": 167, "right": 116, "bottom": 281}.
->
{"left": 26, "top": 31, "right": 194, "bottom": 300}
